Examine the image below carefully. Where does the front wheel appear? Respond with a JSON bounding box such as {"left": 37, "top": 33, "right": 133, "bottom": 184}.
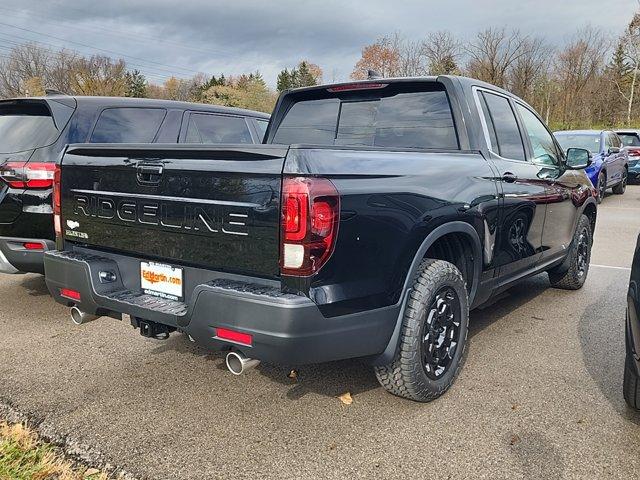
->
{"left": 374, "top": 259, "right": 469, "bottom": 402}
{"left": 612, "top": 169, "right": 627, "bottom": 195}
{"left": 548, "top": 214, "right": 592, "bottom": 290}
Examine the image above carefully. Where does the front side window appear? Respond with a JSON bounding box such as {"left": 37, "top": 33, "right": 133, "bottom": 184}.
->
{"left": 272, "top": 85, "right": 458, "bottom": 150}
{"left": 481, "top": 92, "right": 526, "bottom": 161}
{"left": 515, "top": 103, "right": 560, "bottom": 166}
{"left": 90, "top": 108, "right": 166, "bottom": 143}
{"left": 185, "top": 114, "right": 253, "bottom": 144}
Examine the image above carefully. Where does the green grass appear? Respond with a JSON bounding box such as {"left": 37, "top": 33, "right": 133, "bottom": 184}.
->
{"left": 0, "top": 421, "right": 105, "bottom": 480}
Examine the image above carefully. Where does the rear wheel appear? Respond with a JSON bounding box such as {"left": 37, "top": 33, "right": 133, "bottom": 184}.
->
{"left": 548, "top": 214, "right": 592, "bottom": 290}
{"left": 612, "top": 169, "right": 627, "bottom": 194}
{"left": 624, "top": 351, "right": 640, "bottom": 410}
{"left": 374, "top": 259, "right": 469, "bottom": 402}
{"left": 596, "top": 171, "right": 606, "bottom": 204}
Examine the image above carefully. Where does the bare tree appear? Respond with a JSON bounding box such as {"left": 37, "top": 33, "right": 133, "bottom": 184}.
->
{"left": 422, "top": 31, "right": 461, "bottom": 75}
{"left": 465, "top": 28, "right": 530, "bottom": 87}
{"left": 0, "top": 43, "right": 50, "bottom": 97}
{"left": 554, "top": 26, "right": 608, "bottom": 126}
{"left": 619, "top": 13, "right": 640, "bottom": 126}
{"left": 507, "top": 37, "right": 552, "bottom": 103}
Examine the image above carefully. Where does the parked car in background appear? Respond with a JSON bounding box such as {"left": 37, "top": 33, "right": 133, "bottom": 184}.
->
{"left": 625, "top": 233, "right": 640, "bottom": 410}
{"left": 0, "top": 94, "right": 269, "bottom": 275}
{"left": 44, "top": 76, "right": 597, "bottom": 402}
{"left": 554, "top": 130, "right": 628, "bottom": 203}
{"left": 616, "top": 129, "right": 640, "bottom": 182}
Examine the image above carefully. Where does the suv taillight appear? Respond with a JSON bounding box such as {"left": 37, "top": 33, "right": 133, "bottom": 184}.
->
{"left": 0, "top": 162, "right": 56, "bottom": 189}
{"left": 280, "top": 176, "right": 340, "bottom": 276}
{"left": 53, "top": 164, "right": 61, "bottom": 237}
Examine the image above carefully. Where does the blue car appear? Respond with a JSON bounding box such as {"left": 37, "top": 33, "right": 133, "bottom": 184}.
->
{"left": 554, "top": 130, "right": 628, "bottom": 203}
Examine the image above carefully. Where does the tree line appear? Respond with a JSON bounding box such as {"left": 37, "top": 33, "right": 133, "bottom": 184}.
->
{"left": 352, "top": 13, "right": 640, "bottom": 129}
{"left": 1, "top": 10, "right": 639, "bottom": 128}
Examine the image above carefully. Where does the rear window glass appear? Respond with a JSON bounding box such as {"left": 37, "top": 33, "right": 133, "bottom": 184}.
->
{"left": 272, "top": 85, "right": 458, "bottom": 149}
{"left": 185, "top": 114, "right": 253, "bottom": 144}
{"left": 90, "top": 108, "right": 166, "bottom": 143}
{"left": 0, "top": 102, "right": 59, "bottom": 153}
{"left": 619, "top": 133, "right": 640, "bottom": 147}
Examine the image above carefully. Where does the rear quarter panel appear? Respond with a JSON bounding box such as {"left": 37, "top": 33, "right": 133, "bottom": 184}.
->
{"left": 283, "top": 146, "right": 500, "bottom": 315}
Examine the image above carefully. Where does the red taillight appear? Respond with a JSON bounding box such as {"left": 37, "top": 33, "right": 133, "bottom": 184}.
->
{"left": 0, "top": 162, "right": 56, "bottom": 189}
{"left": 60, "top": 288, "right": 81, "bottom": 301}
{"left": 280, "top": 176, "right": 340, "bottom": 276}
{"left": 53, "top": 164, "right": 61, "bottom": 236}
{"left": 23, "top": 242, "right": 44, "bottom": 251}
{"left": 215, "top": 327, "right": 253, "bottom": 346}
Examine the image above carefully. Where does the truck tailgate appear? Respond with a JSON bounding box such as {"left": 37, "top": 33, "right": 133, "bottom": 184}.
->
{"left": 59, "top": 144, "right": 288, "bottom": 278}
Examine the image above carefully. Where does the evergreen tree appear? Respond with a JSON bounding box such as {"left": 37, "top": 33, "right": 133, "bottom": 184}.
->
{"left": 277, "top": 68, "right": 292, "bottom": 92}
{"left": 296, "top": 61, "right": 317, "bottom": 87}
{"left": 124, "top": 70, "right": 147, "bottom": 98}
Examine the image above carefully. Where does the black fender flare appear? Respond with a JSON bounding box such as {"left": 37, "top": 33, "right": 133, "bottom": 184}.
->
{"left": 370, "top": 221, "right": 483, "bottom": 366}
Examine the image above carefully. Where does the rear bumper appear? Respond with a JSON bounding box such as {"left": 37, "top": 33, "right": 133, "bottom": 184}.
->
{"left": 0, "top": 237, "right": 55, "bottom": 274}
{"left": 44, "top": 249, "right": 398, "bottom": 365}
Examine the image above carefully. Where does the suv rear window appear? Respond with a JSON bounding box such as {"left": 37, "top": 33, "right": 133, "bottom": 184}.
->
{"left": 0, "top": 102, "right": 60, "bottom": 153}
{"left": 272, "top": 83, "right": 458, "bottom": 149}
{"left": 90, "top": 108, "right": 166, "bottom": 143}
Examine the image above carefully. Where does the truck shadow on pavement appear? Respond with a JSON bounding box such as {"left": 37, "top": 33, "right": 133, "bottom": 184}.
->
{"left": 19, "top": 274, "right": 49, "bottom": 297}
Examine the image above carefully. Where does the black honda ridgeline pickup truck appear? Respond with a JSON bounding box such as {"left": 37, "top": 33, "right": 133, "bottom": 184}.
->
{"left": 45, "top": 76, "right": 598, "bottom": 402}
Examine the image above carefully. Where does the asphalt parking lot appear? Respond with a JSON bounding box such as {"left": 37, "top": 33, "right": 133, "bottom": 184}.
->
{"left": 1, "top": 187, "right": 640, "bottom": 480}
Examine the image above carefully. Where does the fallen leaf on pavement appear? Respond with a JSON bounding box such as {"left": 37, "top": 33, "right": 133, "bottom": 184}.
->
{"left": 509, "top": 434, "right": 521, "bottom": 446}
{"left": 84, "top": 468, "right": 100, "bottom": 478}
{"left": 338, "top": 392, "right": 353, "bottom": 405}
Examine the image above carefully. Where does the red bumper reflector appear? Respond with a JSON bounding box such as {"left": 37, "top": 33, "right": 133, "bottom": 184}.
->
{"left": 60, "top": 288, "right": 81, "bottom": 301}
{"left": 215, "top": 327, "right": 253, "bottom": 346}
{"left": 23, "top": 242, "right": 44, "bottom": 251}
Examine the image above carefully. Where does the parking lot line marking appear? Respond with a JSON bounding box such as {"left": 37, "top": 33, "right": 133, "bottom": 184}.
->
{"left": 589, "top": 264, "right": 631, "bottom": 271}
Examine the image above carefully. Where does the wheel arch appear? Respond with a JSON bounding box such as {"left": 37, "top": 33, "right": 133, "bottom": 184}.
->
{"left": 370, "top": 221, "right": 482, "bottom": 366}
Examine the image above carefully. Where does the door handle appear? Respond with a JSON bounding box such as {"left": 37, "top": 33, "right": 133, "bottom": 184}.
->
{"left": 501, "top": 172, "right": 518, "bottom": 183}
{"left": 136, "top": 164, "right": 163, "bottom": 185}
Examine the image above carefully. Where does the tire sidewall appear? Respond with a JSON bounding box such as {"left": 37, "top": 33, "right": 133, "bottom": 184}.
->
{"left": 409, "top": 266, "right": 469, "bottom": 395}
{"left": 597, "top": 172, "right": 606, "bottom": 203}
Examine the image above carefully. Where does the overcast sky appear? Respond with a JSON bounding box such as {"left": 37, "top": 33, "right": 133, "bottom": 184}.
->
{"left": 0, "top": 0, "right": 636, "bottom": 87}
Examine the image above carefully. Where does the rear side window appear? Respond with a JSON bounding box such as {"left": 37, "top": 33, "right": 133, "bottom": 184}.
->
{"left": 255, "top": 119, "right": 269, "bottom": 141}
{"left": 619, "top": 133, "right": 640, "bottom": 147}
{"left": 481, "top": 92, "right": 526, "bottom": 161}
{"left": 185, "top": 114, "right": 253, "bottom": 144}
{"left": 272, "top": 85, "right": 458, "bottom": 149}
{"left": 0, "top": 102, "right": 60, "bottom": 153}
{"left": 90, "top": 108, "right": 166, "bottom": 143}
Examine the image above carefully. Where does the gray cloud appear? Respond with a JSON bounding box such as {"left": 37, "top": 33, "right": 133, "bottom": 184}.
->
{"left": 0, "top": 0, "right": 635, "bottom": 86}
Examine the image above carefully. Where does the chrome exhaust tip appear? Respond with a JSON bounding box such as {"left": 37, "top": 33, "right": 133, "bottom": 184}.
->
{"left": 225, "top": 351, "right": 260, "bottom": 375}
{"left": 70, "top": 306, "right": 99, "bottom": 325}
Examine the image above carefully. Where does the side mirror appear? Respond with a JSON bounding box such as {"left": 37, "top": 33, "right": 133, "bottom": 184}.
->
{"left": 566, "top": 148, "right": 592, "bottom": 169}
{"left": 608, "top": 146, "right": 621, "bottom": 155}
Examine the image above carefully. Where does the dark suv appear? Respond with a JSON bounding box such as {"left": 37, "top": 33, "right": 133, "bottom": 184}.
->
{"left": 0, "top": 94, "right": 269, "bottom": 274}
